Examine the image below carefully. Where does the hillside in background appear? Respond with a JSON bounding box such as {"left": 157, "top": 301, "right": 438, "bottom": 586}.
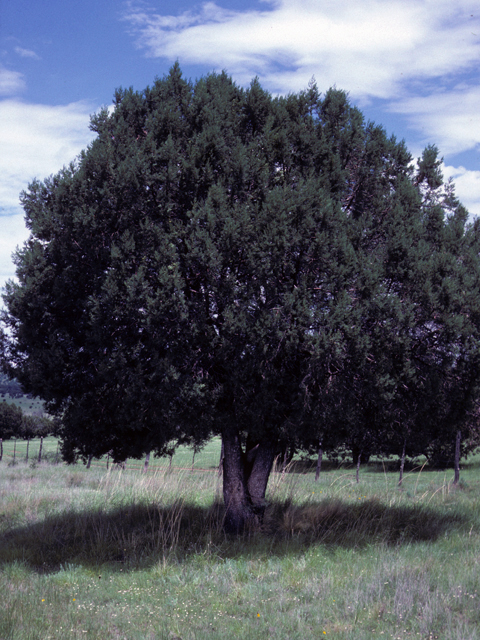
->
{"left": 0, "top": 373, "right": 44, "bottom": 416}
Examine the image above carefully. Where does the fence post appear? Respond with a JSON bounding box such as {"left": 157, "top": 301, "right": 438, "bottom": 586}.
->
{"left": 356, "top": 451, "right": 362, "bottom": 484}
{"left": 453, "top": 430, "right": 461, "bottom": 485}
{"left": 315, "top": 443, "right": 323, "bottom": 482}
{"left": 398, "top": 438, "right": 407, "bottom": 487}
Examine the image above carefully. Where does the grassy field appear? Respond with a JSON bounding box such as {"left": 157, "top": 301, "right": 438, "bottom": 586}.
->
{"left": 1, "top": 440, "right": 479, "bottom": 640}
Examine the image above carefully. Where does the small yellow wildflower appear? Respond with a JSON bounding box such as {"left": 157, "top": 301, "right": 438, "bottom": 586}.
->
{"left": 257, "top": 613, "right": 260, "bottom": 618}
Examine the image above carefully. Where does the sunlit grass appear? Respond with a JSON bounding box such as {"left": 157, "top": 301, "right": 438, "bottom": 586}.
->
{"left": 0, "top": 436, "right": 222, "bottom": 469}
{"left": 1, "top": 445, "right": 479, "bottom": 639}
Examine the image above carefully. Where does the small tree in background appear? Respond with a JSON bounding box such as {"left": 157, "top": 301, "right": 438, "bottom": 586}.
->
{"left": 0, "top": 402, "right": 23, "bottom": 442}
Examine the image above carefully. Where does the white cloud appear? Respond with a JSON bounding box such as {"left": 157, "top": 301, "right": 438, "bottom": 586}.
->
{"left": 0, "top": 99, "right": 96, "bottom": 288}
{"left": 443, "top": 165, "right": 480, "bottom": 218}
{"left": 0, "top": 213, "right": 30, "bottom": 292}
{"left": 124, "top": 0, "right": 480, "bottom": 98}
{"left": 391, "top": 85, "right": 480, "bottom": 157}
{"left": 0, "top": 65, "right": 25, "bottom": 96}
{"left": 0, "top": 99, "right": 95, "bottom": 211}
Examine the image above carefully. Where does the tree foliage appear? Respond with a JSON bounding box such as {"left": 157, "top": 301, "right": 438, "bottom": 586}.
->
{"left": 2, "top": 65, "right": 480, "bottom": 530}
{"left": 0, "top": 402, "right": 23, "bottom": 440}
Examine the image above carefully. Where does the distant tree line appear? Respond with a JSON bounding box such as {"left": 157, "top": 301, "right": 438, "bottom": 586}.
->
{"left": 0, "top": 404, "right": 54, "bottom": 440}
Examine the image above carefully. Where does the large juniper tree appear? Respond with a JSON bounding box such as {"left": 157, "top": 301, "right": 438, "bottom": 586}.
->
{"left": 2, "top": 65, "right": 480, "bottom": 531}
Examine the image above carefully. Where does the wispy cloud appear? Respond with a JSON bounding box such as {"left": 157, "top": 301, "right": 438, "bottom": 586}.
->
{"left": 124, "top": 0, "right": 480, "bottom": 98}
{"left": 14, "top": 46, "right": 41, "bottom": 60}
{"left": 391, "top": 84, "right": 480, "bottom": 157}
{"left": 0, "top": 65, "right": 25, "bottom": 96}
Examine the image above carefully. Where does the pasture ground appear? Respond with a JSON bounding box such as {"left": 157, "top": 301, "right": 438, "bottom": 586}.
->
{"left": 1, "top": 438, "right": 479, "bottom": 639}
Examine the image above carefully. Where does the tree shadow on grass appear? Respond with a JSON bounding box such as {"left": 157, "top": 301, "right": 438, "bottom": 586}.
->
{"left": 0, "top": 497, "right": 472, "bottom": 573}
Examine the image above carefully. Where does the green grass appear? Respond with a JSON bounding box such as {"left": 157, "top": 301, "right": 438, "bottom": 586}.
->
{"left": 1, "top": 437, "right": 223, "bottom": 469}
{"left": 1, "top": 443, "right": 480, "bottom": 639}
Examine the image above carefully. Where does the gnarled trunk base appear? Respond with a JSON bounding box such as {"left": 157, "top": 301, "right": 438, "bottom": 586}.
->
{"left": 222, "top": 430, "right": 275, "bottom": 534}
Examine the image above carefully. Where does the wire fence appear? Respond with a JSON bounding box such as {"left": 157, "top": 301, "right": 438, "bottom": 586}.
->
{"left": 0, "top": 437, "right": 223, "bottom": 472}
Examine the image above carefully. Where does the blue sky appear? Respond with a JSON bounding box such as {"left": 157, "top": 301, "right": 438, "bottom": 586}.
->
{"left": 1, "top": 0, "right": 480, "bottom": 291}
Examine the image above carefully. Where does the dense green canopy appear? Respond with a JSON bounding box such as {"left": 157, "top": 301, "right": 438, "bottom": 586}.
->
{"left": 2, "top": 65, "right": 480, "bottom": 530}
{"left": 0, "top": 402, "right": 23, "bottom": 441}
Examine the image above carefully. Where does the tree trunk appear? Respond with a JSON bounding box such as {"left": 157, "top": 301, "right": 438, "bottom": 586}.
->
{"left": 281, "top": 444, "right": 295, "bottom": 473}
{"left": 222, "top": 429, "right": 253, "bottom": 534}
{"left": 221, "top": 430, "right": 275, "bottom": 534}
{"left": 352, "top": 444, "right": 370, "bottom": 465}
{"left": 26, "top": 438, "right": 30, "bottom": 463}
{"left": 453, "top": 430, "right": 461, "bottom": 485}
{"left": 315, "top": 443, "right": 323, "bottom": 482}
{"left": 144, "top": 451, "right": 150, "bottom": 473}
{"left": 38, "top": 436, "right": 43, "bottom": 463}
{"left": 246, "top": 440, "right": 275, "bottom": 518}
{"left": 0, "top": 438, "right": 2, "bottom": 461}
{"left": 398, "top": 438, "right": 407, "bottom": 487}
{"left": 13, "top": 439, "right": 17, "bottom": 463}
{"left": 218, "top": 440, "right": 224, "bottom": 477}
{"left": 86, "top": 454, "right": 93, "bottom": 469}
